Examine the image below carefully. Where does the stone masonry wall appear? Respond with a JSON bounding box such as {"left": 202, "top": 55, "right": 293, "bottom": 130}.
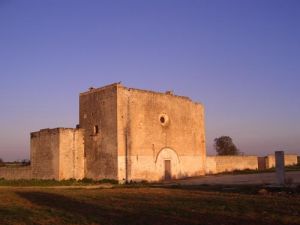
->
{"left": 31, "top": 129, "right": 60, "bottom": 179}
{"left": 0, "top": 166, "right": 32, "bottom": 180}
{"left": 79, "top": 85, "right": 118, "bottom": 180}
{"left": 206, "top": 156, "right": 258, "bottom": 174}
{"left": 58, "top": 128, "right": 85, "bottom": 180}
{"left": 117, "top": 86, "right": 206, "bottom": 181}
{"left": 31, "top": 128, "right": 84, "bottom": 180}
{"left": 205, "top": 157, "right": 217, "bottom": 174}
{"left": 266, "top": 154, "right": 298, "bottom": 169}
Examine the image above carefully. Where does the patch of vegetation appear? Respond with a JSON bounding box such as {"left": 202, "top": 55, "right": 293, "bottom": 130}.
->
{"left": 164, "top": 183, "right": 300, "bottom": 195}
{"left": 286, "top": 164, "right": 300, "bottom": 171}
{"left": 0, "top": 178, "right": 118, "bottom": 187}
{"left": 214, "top": 136, "right": 240, "bottom": 156}
{"left": 2, "top": 161, "right": 30, "bottom": 168}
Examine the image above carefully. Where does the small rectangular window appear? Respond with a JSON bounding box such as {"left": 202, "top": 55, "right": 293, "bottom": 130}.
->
{"left": 94, "top": 125, "right": 99, "bottom": 134}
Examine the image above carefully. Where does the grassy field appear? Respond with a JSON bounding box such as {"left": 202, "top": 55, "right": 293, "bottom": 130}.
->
{"left": 0, "top": 186, "right": 299, "bottom": 225}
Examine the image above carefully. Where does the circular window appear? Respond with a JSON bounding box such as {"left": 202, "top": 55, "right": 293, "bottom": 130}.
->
{"left": 159, "top": 114, "right": 169, "bottom": 127}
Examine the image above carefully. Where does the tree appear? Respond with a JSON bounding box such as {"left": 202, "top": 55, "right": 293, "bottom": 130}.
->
{"left": 0, "top": 158, "right": 4, "bottom": 167}
{"left": 21, "top": 159, "right": 30, "bottom": 166}
{"left": 214, "top": 136, "right": 240, "bottom": 156}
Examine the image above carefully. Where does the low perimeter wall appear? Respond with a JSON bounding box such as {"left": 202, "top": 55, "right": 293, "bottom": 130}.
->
{"left": 0, "top": 166, "right": 32, "bottom": 180}
{"left": 206, "top": 154, "right": 299, "bottom": 174}
{"left": 206, "top": 156, "right": 258, "bottom": 174}
{"left": 266, "top": 154, "right": 298, "bottom": 169}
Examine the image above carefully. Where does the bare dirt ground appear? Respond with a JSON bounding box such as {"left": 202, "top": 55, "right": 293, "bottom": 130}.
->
{"left": 171, "top": 171, "right": 300, "bottom": 186}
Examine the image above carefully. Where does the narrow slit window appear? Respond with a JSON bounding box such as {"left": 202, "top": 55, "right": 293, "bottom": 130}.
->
{"left": 94, "top": 125, "right": 99, "bottom": 134}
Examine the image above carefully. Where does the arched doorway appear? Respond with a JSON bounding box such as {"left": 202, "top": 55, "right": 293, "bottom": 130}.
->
{"left": 155, "top": 148, "right": 180, "bottom": 180}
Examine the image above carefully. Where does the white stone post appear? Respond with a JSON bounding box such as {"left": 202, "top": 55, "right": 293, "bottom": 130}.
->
{"left": 275, "top": 151, "right": 285, "bottom": 185}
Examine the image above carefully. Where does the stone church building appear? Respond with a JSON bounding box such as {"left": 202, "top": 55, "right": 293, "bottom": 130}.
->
{"left": 30, "top": 83, "right": 206, "bottom": 182}
{"left": 1, "top": 83, "right": 298, "bottom": 181}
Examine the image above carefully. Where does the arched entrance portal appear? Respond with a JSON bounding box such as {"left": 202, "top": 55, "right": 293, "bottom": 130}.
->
{"left": 155, "top": 148, "right": 180, "bottom": 180}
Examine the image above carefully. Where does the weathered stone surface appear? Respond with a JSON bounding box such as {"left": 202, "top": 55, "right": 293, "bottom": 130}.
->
{"left": 79, "top": 84, "right": 118, "bottom": 180}
{"left": 0, "top": 166, "right": 31, "bottom": 180}
{"left": 206, "top": 156, "right": 258, "bottom": 174}
{"left": 58, "top": 128, "right": 84, "bottom": 180}
{"left": 206, "top": 153, "right": 299, "bottom": 175}
{"left": 265, "top": 154, "right": 298, "bottom": 169}
{"left": 31, "top": 128, "right": 84, "bottom": 180}
{"left": 31, "top": 129, "right": 60, "bottom": 179}
{"left": 79, "top": 84, "right": 206, "bottom": 181}
{"left": 117, "top": 86, "right": 206, "bottom": 181}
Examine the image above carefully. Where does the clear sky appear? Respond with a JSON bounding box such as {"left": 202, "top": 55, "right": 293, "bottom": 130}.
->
{"left": 0, "top": 0, "right": 299, "bottom": 161}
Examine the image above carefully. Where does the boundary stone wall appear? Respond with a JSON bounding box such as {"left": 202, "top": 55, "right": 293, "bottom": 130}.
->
{"left": 266, "top": 154, "right": 298, "bottom": 169}
{"left": 206, "top": 156, "right": 258, "bottom": 174}
{"left": 0, "top": 166, "right": 32, "bottom": 180}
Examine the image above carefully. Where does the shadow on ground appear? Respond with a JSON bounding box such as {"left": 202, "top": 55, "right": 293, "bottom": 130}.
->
{"left": 16, "top": 191, "right": 207, "bottom": 225}
{"left": 11, "top": 190, "right": 298, "bottom": 225}
{"left": 16, "top": 191, "right": 125, "bottom": 225}
{"left": 0, "top": 207, "right": 35, "bottom": 224}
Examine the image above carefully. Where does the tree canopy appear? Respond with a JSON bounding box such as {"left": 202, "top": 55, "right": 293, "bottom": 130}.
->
{"left": 214, "top": 136, "right": 240, "bottom": 156}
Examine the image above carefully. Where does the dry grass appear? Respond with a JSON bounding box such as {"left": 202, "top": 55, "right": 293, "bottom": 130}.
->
{"left": 0, "top": 187, "right": 299, "bottom": 225}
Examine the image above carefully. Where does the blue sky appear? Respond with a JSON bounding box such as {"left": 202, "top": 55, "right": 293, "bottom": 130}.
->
{"left": 0, "top": 0, "right": 299, "bottom": 161}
